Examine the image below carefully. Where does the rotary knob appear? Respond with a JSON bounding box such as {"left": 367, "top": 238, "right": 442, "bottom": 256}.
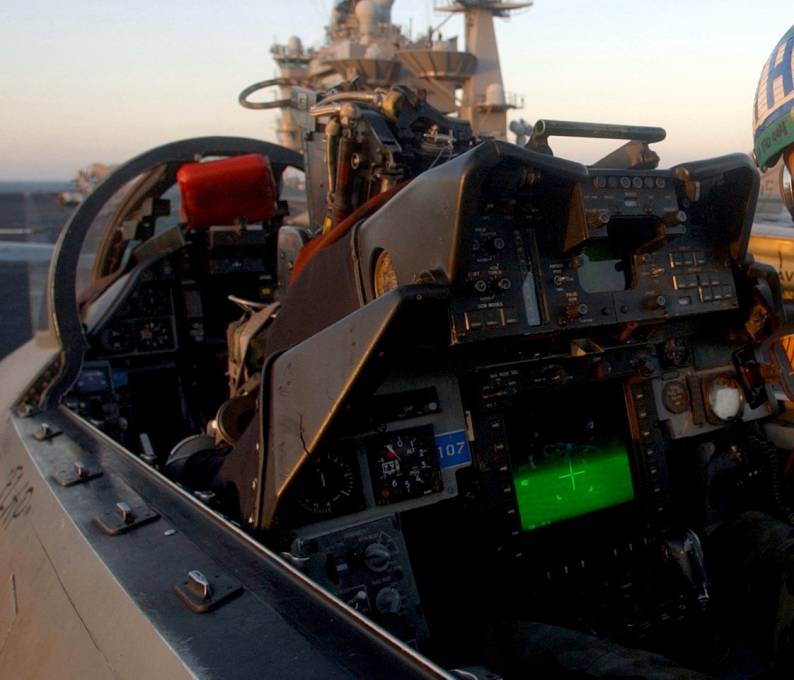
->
{"left": 663, "top": 210, "right": 687, "bottom": 227}
{"left": 375, "top": 586, "right": 402, "bottom": 615}
{"left": 587, "top": 210, "right": 611, "bottom": 229}
{"left": 363, "top": 542, "right": 392, "bottom": 573}
{"left": 644, "top": 294, "right": 666, "bottom": 310}
{"left": 564, "top": 302, "right": 589, "bottom": 319}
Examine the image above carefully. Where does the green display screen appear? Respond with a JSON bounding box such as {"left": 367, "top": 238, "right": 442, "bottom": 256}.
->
{"left": 507, "top": 384, "right": 635, "bottom": 532}
{"left": 512, "top": 440, "right": 634, "bottom": 531}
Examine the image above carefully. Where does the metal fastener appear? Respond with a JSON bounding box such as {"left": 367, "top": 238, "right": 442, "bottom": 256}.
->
{"left": 115, "top": 502, "right": 135, "bottom": 525}
{"left": 187, "top": 570, "right": 212, "bottom": 600}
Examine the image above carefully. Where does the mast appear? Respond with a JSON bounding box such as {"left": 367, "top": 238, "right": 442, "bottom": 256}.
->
{"left": 438, "top": 1, "right": 531, "bottom": 138}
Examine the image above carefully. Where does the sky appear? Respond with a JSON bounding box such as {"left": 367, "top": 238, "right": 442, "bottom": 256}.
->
{"left": 0, "top": 0, "right": 790, "bottom": 180}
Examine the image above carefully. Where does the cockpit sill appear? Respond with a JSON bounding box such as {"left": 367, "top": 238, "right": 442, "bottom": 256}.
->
{"left": 9, "top": 401, "right": 454, "bottom": 679}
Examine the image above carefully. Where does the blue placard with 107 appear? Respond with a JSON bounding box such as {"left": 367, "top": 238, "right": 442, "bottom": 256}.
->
{"left": 435, "top": 430, "right": 472, "bottom": 468}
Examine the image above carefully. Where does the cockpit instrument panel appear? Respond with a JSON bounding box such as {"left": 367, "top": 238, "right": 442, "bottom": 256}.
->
{"left": 284, "top": 373, "right": 471, "bottom": 532}
{"left": 451, "top": 168, "right": 740, "bottom": 344}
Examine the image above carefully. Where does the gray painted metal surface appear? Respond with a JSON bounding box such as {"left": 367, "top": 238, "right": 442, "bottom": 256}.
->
{"left": 0, "top": 337, "right": 451, "bottom": 679}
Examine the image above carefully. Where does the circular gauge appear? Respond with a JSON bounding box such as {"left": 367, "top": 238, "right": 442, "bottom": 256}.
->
{"left": 131, "top": 284, "right": 170, "bottom": 316}
{"left": 367, "top": 425, "right": 442, "bottom": 506}
{"left": 135, "top": 319, "right": 173, "bottom": 352}
{"left": 100, "top": 323, "right": 133, "bottom": 354}
{"left": 373, "top": 250, "right": 398, "bottom": 298}
{"left": 662, "top": 337, "right": 688, "bottom": 367}
{"left": 296, "top": 453, "right": 358, "bottom": 515}
{"left": 706, "top": 375, "right": 744, "bottom": 422}
{"left": 663, "top": 380, "right": 690, "bottom": 414}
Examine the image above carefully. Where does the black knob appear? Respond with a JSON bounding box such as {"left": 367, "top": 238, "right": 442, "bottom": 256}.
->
{"left": 564, "top": 302, "right": 589, "bottom": 319}
{"left": 644, "top": 294, "right": 666, "bottom": 310}
{"left": 375, "top": 587, "right": 402, "bottom": 615}
{"left": 588, "top": 210, "right": 610, "bottom": 229}
{"left": 663, "top": 210, "right": 687, "bottom": 227}
{"left": 363, "top": 543, "right": 391, "bottom": 573}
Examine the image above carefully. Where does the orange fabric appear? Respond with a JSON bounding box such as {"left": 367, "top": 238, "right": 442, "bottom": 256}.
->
{"left": 289, "top": 181, "right": 409, "bottom": 285}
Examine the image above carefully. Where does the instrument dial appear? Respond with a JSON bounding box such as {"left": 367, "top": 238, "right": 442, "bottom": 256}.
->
{"left": 367, "top": 425, "right": 442, "bottom": 506}
{"left": 296, "top": 452, "right": 359, "bottom": 516}
{"left": 662, "top": 380, "right": 690, "bottom": 414}
{"left": 135, "top": 318, "right": 173, "bottom": 352}
{"left": 100, "top": 323, "right": 133, "bottom": 354}
{"left": 706, "top": 374, "right": 744, "bottom": 422}
{"left": 373, "top": 250, "right": 398, "bottom": 298}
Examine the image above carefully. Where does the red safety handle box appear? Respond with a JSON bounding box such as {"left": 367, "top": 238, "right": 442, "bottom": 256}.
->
{"left": 177, "top": 154, "right": 277, "bottom": 230}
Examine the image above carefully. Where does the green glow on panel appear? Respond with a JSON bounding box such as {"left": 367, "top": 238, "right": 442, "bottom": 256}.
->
{"left": 512, "top": 440, "right": 634, "bottom": 531}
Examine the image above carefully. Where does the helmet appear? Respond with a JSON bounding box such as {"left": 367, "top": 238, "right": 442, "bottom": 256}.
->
{"left": 753, "top": 26, "right": 794, "bottom": 170}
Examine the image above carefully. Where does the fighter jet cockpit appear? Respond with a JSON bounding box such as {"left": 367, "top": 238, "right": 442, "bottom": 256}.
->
{"left": 44, "top": 84, "right": 794, "bottom": 678}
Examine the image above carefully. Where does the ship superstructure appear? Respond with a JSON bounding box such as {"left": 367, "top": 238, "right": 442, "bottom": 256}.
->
{"left": 249, "top": 0, "right": 530, "bottom": 148}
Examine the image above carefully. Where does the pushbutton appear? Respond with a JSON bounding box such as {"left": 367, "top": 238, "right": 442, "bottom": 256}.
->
{"left": 465, "top": 311, "right": 483, "bottom": 331}
{"left": 503, "top": 307, "right": 519, "bottom": 324}
{"left": 484, "top": 309, "right": 502, "bottom": 327}
{"left": 700, "top": 287, "right": 713, "bottom": 302}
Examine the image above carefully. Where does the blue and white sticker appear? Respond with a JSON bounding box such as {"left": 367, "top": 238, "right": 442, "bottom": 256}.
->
{"left": 435, "top": 430, "right": 472, "bottom": 469}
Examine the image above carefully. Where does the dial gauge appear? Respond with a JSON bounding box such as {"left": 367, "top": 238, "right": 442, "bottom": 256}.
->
{"left": 706, "top": 374, "right": 744, "bottom": 422}
{"left": 100, "top": 323, "right": 133, "bottom": 354}
{"left": 662, "top": 380, "right": 690, "bottom": 414}
{"left": 367, "top": 424, "right": 442, "bottom": 506}
{"left": 135, "top": 318, "right": 173, "bottom": 352}
{"left": 296, "top": 452, "right": 359, "bottom": 516}
{"left": 373, "top": 250, "right": 398, "bottom": 298}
